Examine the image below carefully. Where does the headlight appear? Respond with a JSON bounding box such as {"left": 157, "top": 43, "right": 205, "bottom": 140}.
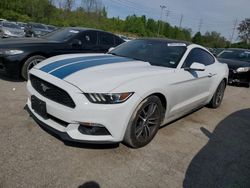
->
{"left": 0, "top": 49, "right": 24, "bottom": 56}
{"left": 84, "top": 92, "right": 134, "bottom": 104}
{"left": 3, "top": 29, "right": 11, "bottom": 35}
{"left": 236, "top": 67, "right": 250, "bottom": 73}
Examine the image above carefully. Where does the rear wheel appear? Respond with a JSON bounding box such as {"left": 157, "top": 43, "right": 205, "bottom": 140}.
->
{"left": 123, "top": 96, "right": 164, "bottom": 148}
{"left": 208, "top": 80, "right": 226, "bottom": 108}
{"left": 21, "top": 55, "right": 45, "bottom": 80}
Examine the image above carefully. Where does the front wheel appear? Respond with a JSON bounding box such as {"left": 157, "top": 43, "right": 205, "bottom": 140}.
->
{"left": 208, "top": 80, "right": 226, "bottom": 108}
{"left": 123, "top": 96, "right": 164, "bottom": 148}
{"left": 21, "top": 55, "right": 46, "bottom": 80}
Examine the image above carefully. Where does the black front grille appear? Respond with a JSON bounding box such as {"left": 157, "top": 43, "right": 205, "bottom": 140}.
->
{"left": 30, "top": 74, "right": 76, "bottom": 108}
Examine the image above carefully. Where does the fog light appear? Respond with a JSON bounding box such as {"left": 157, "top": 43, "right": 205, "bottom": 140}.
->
{"left": 78, "top": 123, "right": 111, "bottom": 136}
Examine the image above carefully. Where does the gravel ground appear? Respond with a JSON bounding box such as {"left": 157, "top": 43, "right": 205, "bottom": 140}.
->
{"left": 0, "top": 76, "right": 250, "bottom": 188}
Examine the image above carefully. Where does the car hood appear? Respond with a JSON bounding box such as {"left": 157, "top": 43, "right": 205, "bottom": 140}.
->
{"left": 36, "top": 54, "right": 174, "bottom": 93}
{"left": 218, "top": 58, "right": 250, "bottom": 70}
{"left": 32, "top": 28, "right": 49, "bottom": 32}
{"left": 0, "top": 37, "right": 59, "bottom": 48}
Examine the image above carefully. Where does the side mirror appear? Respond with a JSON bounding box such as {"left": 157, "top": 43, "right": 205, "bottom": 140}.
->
{"left": 185, "top": 62, "right": 205, "bottom": 71}
{"left": 108, "top": 47, "right": 115, "bottom": 52}
{"left": 72, "top": 39, "right": 82, "bottom": 47}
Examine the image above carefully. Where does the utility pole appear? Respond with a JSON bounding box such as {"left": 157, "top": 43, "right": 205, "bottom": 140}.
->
{"left": 198, "top": 18, "right": 203, "bottom": 32}
{"left": 179, "top": 14, "right": 183, "bottom": 28}
{"left": 165, "top": 10, "right": 170, "bottom": 22}
{"left": 229, "top": 18, "right": 238, "bottom": 45}
{"left": 157, "top": 5, "right": 166, "bottom": 37}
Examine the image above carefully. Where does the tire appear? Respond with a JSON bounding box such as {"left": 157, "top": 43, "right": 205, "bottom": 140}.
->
{"left": 123, "top": 96, "right": 164, "bottom": 148}
{"left": 208, "top": 80, "right": 226, "bottom": 108}
{"left": 21, "top": 55, "right": 46, "bottom": 80}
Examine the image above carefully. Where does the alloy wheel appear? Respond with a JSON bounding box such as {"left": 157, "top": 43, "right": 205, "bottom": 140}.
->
{"left": 135, "top": 102, "right": 160, "bottom": 142}
{"left": 27, "top": 58, "right": 44, "bottom": 71}
{"left": 215, "top": 82, "right": 225, "bottom": 106}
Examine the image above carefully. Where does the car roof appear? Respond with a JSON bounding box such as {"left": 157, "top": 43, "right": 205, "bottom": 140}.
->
{"left": 65, "top": 27, "right": 112, "bottom": 33}
{"left": 63, "top": 27, "right": 123, "bottom": 37}
{"left": 136, "top": 38, "right": 192, "bottom": 46}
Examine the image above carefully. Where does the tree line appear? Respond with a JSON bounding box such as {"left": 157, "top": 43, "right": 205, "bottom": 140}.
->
{"left": 0, "top": 0, "right": 249, "bottom": 49}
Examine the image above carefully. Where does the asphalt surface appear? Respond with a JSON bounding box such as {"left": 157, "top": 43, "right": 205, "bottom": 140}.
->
{"left": 0, "top": 76, "right": 250, "bottom": 188}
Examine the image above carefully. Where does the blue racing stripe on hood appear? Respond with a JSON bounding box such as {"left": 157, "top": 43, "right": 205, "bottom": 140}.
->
{"left": 50, "top": 56, "right": 133, "bottom": 79}
{"left": 40, "top": 55, "right": 113, "bottom": 73}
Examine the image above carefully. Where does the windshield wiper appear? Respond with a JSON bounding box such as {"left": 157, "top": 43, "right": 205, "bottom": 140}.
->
{"left": 108, "top": 52, "right": 143, "bottom": 61}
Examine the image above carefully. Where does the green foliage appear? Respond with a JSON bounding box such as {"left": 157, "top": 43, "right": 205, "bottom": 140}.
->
{"left": 192, "top": 31, "right": 230, "bottom": 48}
{"left": 192, "top": 32, "right": 202, "bottom": 44}
{"left": 238, "top": 18, "right": 250, "bottom": 44}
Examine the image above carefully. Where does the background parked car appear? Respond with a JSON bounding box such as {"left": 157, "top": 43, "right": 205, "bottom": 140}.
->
{"left": 46, "top": 25, "right": 58, "bottom": 32}
{"left": 214, "top": 48, "right": 225, "bottom": 56}
{"left": 25, "top": 22, "right": 51, "bottom": 37}
{"left": 0, "top": 18, "right": 7, "bottom": 22}
{"left": 0, "top": 27, "right": 125, "bottom": 80}
{"left": 0, "top": 21, "right": 25, "bottom": 38}
{"left": 17, "top": 22, "right": 27, "bottom": 30}
{"left": 218, "top": 48, "right": 250, "bottom": 87}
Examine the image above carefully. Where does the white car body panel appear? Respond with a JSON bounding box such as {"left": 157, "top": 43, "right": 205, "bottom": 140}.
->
{"left": 26, "top": 43, "right": 229, "bottom": 143}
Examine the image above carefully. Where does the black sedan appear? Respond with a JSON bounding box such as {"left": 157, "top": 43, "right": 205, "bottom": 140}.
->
{"left": 0, "top": 27, "right": 124, "bottom": 79}
{"left": 218, "top": 48, "right": 250, "bottom": 87}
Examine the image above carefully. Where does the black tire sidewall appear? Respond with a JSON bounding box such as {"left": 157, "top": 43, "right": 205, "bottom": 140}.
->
{"left": 21, "top": 55, "right": 45, "bottom": 80}
{"left": 210, "top": 80, "right": 226, "bottom": 108}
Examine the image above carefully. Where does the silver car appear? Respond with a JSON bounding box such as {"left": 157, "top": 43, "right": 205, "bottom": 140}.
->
{"left": 0, "top": 21, "right": 25, "bottom": 38}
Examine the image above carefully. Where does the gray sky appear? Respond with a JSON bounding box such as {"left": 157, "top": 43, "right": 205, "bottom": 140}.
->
{"left": 101, "top": 0, "right": 250, "bottom": 41}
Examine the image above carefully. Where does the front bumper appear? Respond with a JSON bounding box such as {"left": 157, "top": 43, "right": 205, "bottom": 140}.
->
{"left": 228, "top": 69, "right": 250, "bottom": 86}
{"left": 0, "top": 53, "right": 27, "bottom": 78}
{"left": 26, "top": 69, "right": 141, "bottom": 143}
{"left": 25, "top": 105, "right": 116, "bottom": 144}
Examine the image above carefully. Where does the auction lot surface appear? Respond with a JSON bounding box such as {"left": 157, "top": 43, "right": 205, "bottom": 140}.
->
{"left": 0, "top": 76, "right": 250, "bottom": 188}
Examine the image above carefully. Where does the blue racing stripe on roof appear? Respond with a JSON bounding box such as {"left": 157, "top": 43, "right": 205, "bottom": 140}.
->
{"left": 40, "top": 55, "right": 113, "bottom": 73}
{"left": 50, "top": 57, "right": 133, "bottom": 79}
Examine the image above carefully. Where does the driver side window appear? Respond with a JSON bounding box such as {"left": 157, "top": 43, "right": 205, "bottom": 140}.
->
{"left": 183, "top": 48, "right": 215, "bottom": 68}
{"left": 81, "top": 31, "right": 97, "bottom": 46}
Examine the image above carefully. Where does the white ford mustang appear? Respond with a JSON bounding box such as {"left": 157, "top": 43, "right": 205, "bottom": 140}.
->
{"left": 26, "top": 39, "right": 228, "bottom": 148}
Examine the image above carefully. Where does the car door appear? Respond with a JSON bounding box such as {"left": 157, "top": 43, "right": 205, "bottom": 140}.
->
{"left": 98, "top": 31, "right": 116, "bottom": 53}
{"left": 168, "top": 48, "right": 216, "bottom": 117}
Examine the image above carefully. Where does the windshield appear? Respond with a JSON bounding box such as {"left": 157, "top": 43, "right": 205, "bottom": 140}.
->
{"left": 3, "top": 22, "right": 21, "bottom": 29}
{"left": 32, "top": 24, "right": 47, "bottom": 29}
{"left": 109, "top": 39, "right": 187, "bottom": 68}
{"left": 218, "top": 49, "right": 250, "bottom": 62}
{"left": 42, "top": 28, "right": 80, "bottom": 41}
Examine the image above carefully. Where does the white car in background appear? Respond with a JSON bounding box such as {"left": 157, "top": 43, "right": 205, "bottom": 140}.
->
{"left": 26, "top": 39, "right": 228, "bottom": 148}
{"left": 0, "top": 21, "right": 25, "bottom": 38}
